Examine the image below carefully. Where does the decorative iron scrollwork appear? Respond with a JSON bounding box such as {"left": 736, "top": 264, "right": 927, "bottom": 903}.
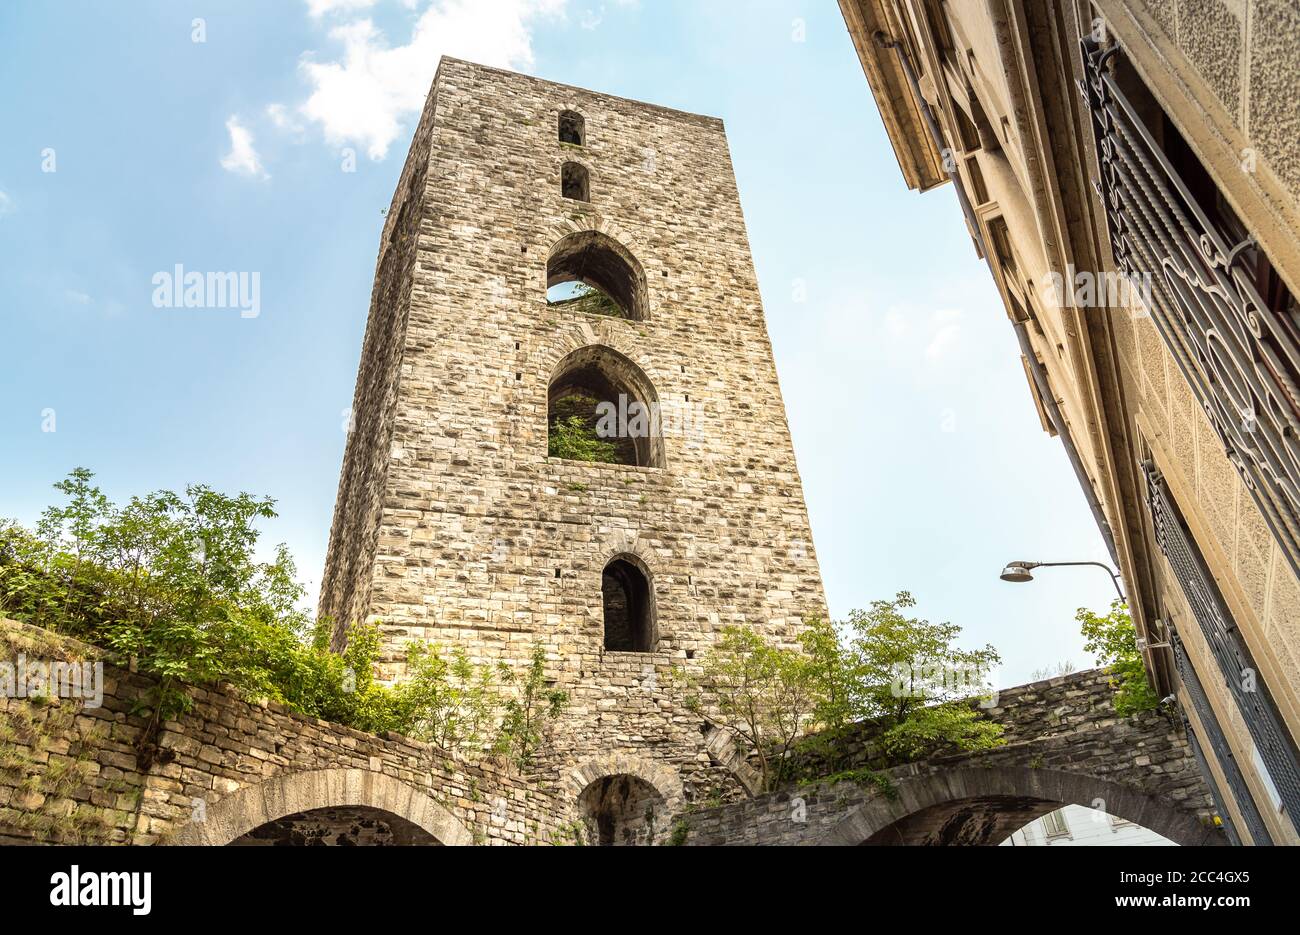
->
{"left": 1082, "top": 36, "right": 1300, "bottom": 582}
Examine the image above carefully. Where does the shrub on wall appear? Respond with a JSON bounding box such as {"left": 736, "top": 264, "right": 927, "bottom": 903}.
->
{"left": 0, "top": 469, "right": 566, "bottom": 767}
{"left": 689, "top": 592, "right": 1005, "bottom": 792}
{"left": 1078, "top": 600, "right": 1160, "bottom": 716}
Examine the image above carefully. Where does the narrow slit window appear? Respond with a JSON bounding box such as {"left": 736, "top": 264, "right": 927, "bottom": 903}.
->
{"left": 558, "top": 111, "right": 585, "bottom": 145}
{"left": 562, "top": 162, "right": 590, "bottom": 201}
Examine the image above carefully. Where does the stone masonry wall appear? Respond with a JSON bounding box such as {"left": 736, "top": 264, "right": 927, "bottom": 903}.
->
{"left": 317, "top": 77, "right": 441, "bottom": 649}
{"left": 679, "top": 668, "right": 1221, "bottom": 845}
{"left": 0, "top": 619, "right": 566, "bottom": 846}
{"left": 317, "top": 57, "right": 831, "bottom": 807}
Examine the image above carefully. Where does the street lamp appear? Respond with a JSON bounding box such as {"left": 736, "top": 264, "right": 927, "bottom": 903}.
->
{"left": 999, "top": 560, "right": 1126, "bottom": 602}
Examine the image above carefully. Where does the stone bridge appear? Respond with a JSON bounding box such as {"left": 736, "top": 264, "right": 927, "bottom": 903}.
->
{"left": 0, "top": 620, "right": 1223, "bottom": 845}
{"left": 0, "top": 620, "right": 563, "bottom": 846}
{"left": 680, "top": 669, "right": 1226, "bottom": 846}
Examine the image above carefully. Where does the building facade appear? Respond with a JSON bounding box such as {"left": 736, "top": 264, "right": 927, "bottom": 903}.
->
{"left": 318, "top": 58, "right": 829, "bottom": 841}
{"left": 840, "top": 0, "right": 1300, "bottom": 843}
{"left": 1001, "top": 805, "right": 1176, "bottom": 846}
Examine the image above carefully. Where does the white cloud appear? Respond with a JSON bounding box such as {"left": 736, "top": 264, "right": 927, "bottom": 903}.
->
{"left": 64, "top": 289, "right": 92, "bottom": 305}
{"left": 305, "top": 0, "right": 378, "bottom": 17}
{"left": 263, "top": 104, "right": 306, "bottom": 141}
{"left": 297, "top": 0, "right": 566, "bottom": 160}
{"left": 220, "top": 116, "right": 269, "bottom": 179}
{"left": 0, "top": 190, "right": 12, "bottom": 216}
{"left": 266, "top": 103, "right": 292, "bottom": 128}
{"left": 923, "top": 308, "right": 964, "bottom": 363}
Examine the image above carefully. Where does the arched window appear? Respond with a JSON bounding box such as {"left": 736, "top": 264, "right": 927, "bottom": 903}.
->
{"left": 559, "top": 110, "right": 585, "bottom": 145}
{"left": 561, "top": 161, "right": 590, "bottom": 201}
{"left": 546, "top": 230, "right": 647, "bottom": 321}
{"left": 547, "top": 345, "right": 664, "bottom": 468}
{"left": 602, "top": 555, "right": 655, "bottom": 652}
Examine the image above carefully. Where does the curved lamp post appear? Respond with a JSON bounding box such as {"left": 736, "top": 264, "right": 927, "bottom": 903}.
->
{"left": 999, "top": 560, "right": 1126, "bottom": 603}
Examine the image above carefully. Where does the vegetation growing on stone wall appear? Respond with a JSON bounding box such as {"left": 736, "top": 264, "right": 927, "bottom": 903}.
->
{"left": 813, "top": 767, "right": 898, "bottom": 800}
{"left": 548, "top": 393, "right": 620, "bottom": 463}
{"left": 494, "top": 645, "right": 568, "bottom": 770}
{"left": 0, "top": 469, "right": 567, "bottom": 769}
{"left": 1078, "top": 600, "right": 1160, "bottom": 716}
{"left": 0, "top": 629, "right": 120, "bottom": 844}
{"left": 557, "top": 281, "right": 623, "bottom": 319}
{"left": 685, "top": 625, "right": 820, "bottom": 793}
{"left": 688, "top": 592, "right": 1005, "bottom": 793}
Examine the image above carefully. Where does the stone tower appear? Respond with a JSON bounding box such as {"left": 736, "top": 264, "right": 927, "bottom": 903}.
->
{"left": 319, "top": 57, "right": 828, "bottom": 839}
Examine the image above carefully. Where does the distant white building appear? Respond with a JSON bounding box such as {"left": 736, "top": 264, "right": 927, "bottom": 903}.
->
{"left": 1001, "top": 806, "right": 1176, "bottom": 846}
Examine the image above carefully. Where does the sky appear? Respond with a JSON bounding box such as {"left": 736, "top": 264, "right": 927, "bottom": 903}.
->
{"left": 0, "top": 0, "right": 1120, "bottom": 685}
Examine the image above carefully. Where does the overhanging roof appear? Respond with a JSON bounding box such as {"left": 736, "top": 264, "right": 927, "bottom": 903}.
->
{"left": 839, "top": 0, "right": 948, "bottom": 192}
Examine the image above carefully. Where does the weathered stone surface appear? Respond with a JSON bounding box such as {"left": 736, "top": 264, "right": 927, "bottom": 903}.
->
{"left": 316, "top": 57, "right": 831, "bottom": 807}
{"left": 678, "top": 669, "right": 1224, "bottom": 846}
{"left": 0, "top": 619, "right": 557, "bottom": 846}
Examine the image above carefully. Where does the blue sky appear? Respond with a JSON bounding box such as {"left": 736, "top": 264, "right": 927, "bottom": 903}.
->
{"left": 0, "top": 0, "right": 1119, "bottom": 684}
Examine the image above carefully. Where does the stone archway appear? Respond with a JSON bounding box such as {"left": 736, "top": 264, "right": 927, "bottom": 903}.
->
{"left": 819, "top": 766, "right": 1224, "bottom": 846}
{"left": 170, "top": 768, "right": 474, "bottom": 846}
{"left": 565, "top": 754, "right": 684, "bottom": 846}
{"left": 547, "top": 344, "right": 665, "bottom": 467}
{"left": 228, "top": 805, "right": 440, "bottom": 846}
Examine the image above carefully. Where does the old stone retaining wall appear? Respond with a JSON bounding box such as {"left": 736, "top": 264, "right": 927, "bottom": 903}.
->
{"left": 0, "top": 619, "right": 569, "bottom": 846}
{"left": 678, "top": 669, "right": 1224, "bottom": 845}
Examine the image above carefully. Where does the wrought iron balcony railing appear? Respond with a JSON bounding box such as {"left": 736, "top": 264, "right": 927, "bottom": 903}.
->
{"left": 1081, "top": 37, "right": 1300, "bottom": 584}
{"left": 1144, "top": 461, "right": 1300, "bottom": 836}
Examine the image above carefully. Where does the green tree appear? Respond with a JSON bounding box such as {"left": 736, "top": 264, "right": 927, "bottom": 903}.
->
{"left": 1078, "top": 600, "right": 1160, "bottom": 716}
{"left": 493, "top": 645, "right": 568, "bottom": 770}
{"left": 692, "top": 593, "right": 1005, "bottom": 791}
{"left": 0, "top": 470, "right": 385, "bottom": 761}
{"left": 687, "top": 626, "right": 821, "bottom": 792}
{"left": 801, "top": 593, "right": 1003, "bottom": 759}
{"left": 399, "top": 641, "right": 498, "bottom": 755}
{"left": 0, "top": 470, "right": 579, "bottom": 772}
{"left": 568, "top": 281, "right": 623, "bottom": 318}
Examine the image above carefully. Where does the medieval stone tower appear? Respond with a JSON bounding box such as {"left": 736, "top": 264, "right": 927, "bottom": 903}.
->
{"left": 319, "top": 57, "right": 828, "bottom": 841}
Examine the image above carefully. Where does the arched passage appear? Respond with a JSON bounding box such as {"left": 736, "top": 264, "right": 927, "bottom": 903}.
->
{"left": 547, "top": 344, "right": 664, "bottom": 468}
{"left": 546, "top": 229, "right": 647, "bottom": 321}
{"left": 578, "top": 775, "right": 666, "bottom": 845}
{"left": 169, "top": 768, "right": 474, "bottom": 846}
{"left": 229, "top": 805, "right": 440, "bottom": 846}
{"left": 820, "top": 767, "right": 1224, "bottom": 847}
{"left": 565, "top": 754, "right": 685, "bottom": 846}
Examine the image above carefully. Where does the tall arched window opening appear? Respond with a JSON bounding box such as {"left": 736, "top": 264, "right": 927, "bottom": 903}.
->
{"left": 562, "top": 161, "right": 590, "bottom": 201}
{"left": 547, "top": 345, "right": 665, "bottom": 468}
{"left": 602, "top": 555, "right": 655, "bottom": 652}
{"left": 545, "top": 230, "right": 648, "bottom": 322}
